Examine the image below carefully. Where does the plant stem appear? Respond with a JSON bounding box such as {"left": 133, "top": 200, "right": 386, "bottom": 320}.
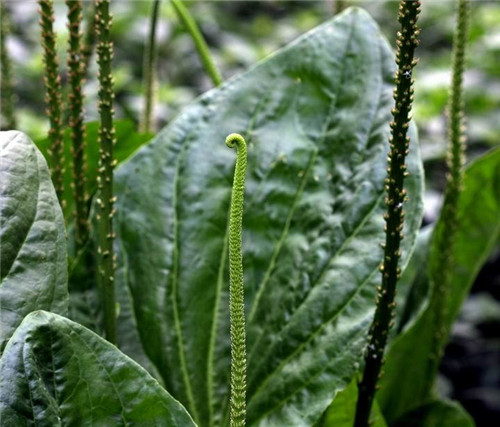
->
{"left": 226, "top": 133, "right": 248, "bottom": 427}
{"left": 426, "top": 0, "right": 469, "bottom": 391}
{"left": 1, "top": 1, "right": 16, "bottom": 130}
{"left": 38, "top": 0, "right": 64, "bottom": 205}
{"left": 95, "top": 0, "right": 117, "bottom": 345}
{"left": 170, "top": 0, "right": 222, "bottom": 87}
{"left": 354, "top": 2, "right": 421, "bottom": 426}
{"left": 140, "top": 0, "right": 161, "bottom": 133}
{"left": 82, "top": 1, "right": 96, "bottom": 78}
{"left": 66, "top": 0, "right": 88, "bottom": 250}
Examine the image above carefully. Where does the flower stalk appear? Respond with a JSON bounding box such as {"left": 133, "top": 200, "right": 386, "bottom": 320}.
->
{"left": 140, "top": 0, "right": 161, "bottom": 133}
{"left": 426, "top": 0, "right": 470, "bottom": 390}
{"left": 81, "top": 1, "right": 96, "bottom": 77}
{"left": 170, "top": 0, "right": 222, "bottom": 87}
{"left": 66, "top": 0, "right": 88, "bottom": 249}
{"left": 1, "top": 1, "right": 16, "bottom": 130}
{"left": 38, "top": 0, "right": 65, "bottom": 205}
{"left": 95, "top": 0, "right": 117, "bottom": 345}
{"left": 226, "top": 133, "right": 248, "bottom": 427}
{"left": 354, "top": 2, "right": 421, "bottom": 426}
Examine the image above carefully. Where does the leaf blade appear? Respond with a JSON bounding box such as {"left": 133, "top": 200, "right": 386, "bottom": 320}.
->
{"left": 0, "top": 311, "right": 196, "bottom": 426}
{"left": 0, "top": 131, "right": 68, "bottom": 354}
{"left": 112, "top": 8, "right": 424, "bottom": 425}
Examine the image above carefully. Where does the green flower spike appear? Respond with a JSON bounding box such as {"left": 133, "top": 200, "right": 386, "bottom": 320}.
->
{"left": 38, "top": 0, "right": 64, "bottom": 204}
{"left": 95, "top": 0, "right": 117, "bottom": 345}
{"left": 355, "top": 1, "right": 421, "bottom": 426}
{"left": 426, "top": 0, "right": 470, "bottom": 392}
{"left": 226, "top": 133, "right": 248, "bottom": 427}
{"left": 66, "top": 0, "right": 88, "bottom": 248}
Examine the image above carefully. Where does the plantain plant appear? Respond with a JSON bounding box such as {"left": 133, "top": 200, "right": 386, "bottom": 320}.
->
{"left": 1, "top": 2, "right": 498, "bottom": 426}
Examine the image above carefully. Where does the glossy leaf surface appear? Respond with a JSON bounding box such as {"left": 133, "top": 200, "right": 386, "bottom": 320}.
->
{"left": 0, "top": 131, "right": 68, "bottom": 354}
{"left": 112, "top": 8, "right": 424, "bottom": 426}
{"left": 379, "top": 147, "right": 500, "bottom": 423}
{"left": 0, "top": 311, "right": 196, "bottom": 426}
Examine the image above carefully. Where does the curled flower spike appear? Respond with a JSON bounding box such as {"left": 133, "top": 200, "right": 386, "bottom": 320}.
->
{"left": 226, "top": 133, "right": 248, "bottom": 427}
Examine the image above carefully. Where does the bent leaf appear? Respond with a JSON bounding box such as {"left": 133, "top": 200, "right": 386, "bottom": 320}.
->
{"left": 0, "top": 131, "right": 68, "bottom": 354}
{"left": 112, "top": 8, "right": 424, "bottom": 426}
{"left": 379, "top": 147, "right": 500, "bottom": 423}
{"left": 0, "top": 311, "right": 196, "bottom": 426}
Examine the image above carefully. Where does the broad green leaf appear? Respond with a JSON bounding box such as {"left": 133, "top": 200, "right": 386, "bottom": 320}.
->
{"left": 0, "top": 311, "right": 196, "bottom": 426}
{"left": 111, "top": 8, "right": 424, "bottom": 426}
{"left": 393, "top": 399, "right": 474, "bottom": 427}
{"left": 34, "top": 120, "right": 153, "bottom": 221}
{"left": 0, "top": 131, "right": 68, "bottom": 354}
{"left": 379, "top": 147, "right": 500, "bottom": 423}
{"left": 317, "top": 379, "right": 387, "bottom": 427}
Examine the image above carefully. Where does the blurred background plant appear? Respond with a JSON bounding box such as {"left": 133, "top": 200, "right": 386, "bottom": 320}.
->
{"left": 1, "top": 1, "right": 499, "bottom": 425}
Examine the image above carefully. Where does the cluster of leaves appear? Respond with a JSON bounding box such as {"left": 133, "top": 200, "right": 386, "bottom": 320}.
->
{"left": 1, "top": 3, "right": 499, "bottom": 427}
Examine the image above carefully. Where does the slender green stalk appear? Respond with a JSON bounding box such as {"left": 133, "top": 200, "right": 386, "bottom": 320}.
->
{"left": 170, "top": 0, "right": 222, "bottom": 86}
{"left": 1, "top": 1, "right": 16, "bottom": 130}
{"left": 226, "top": 133, "right": 248, "bottom": 427}
{"left": 38, "top": 0, "right": 64, "bottom": 204}
{"left": 426, "top": 0, "right": 470, "bottom": 392}
{"left": 140, "top": 0, "right": 161, "bottom": 133}
{"left": 82, "top": 1, "right": 96, "bottom": 77}
{"left": 354, "top": 2, "right": 421, "bottom": 426}
{"left": 95, "top": 0, "right": 117, "bottom": 345}
{"left": 66, "top": 0, "right": 88, "bottom": 249}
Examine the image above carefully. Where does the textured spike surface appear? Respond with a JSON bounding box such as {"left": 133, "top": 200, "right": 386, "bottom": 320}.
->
{"left": 354, "top": 1, "right": 421, "bottom": 426}
{"left": 66, "top": 0, "right": 88, "bottom": 248}
{"left": 226, "top": 134, "right": 248, "bottom": 427}
{"left": 95, "top": 0, "right": 117, "bottom": 344}
{"left": 38, "top": 0, "right": 65, "bottom": 204}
